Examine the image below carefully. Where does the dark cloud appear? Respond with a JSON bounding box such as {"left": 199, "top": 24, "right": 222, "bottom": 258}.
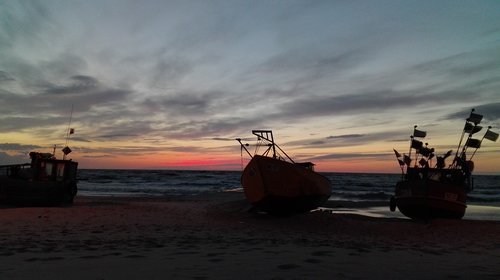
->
{"left": 162, "top": 117, "right": 265, "bottom": 140}
{"left": 0, "top": 143, "right": 42, "bottom": 165}
{"left": 413, "top": 49, "right": 500, "bottom": 79}
{"left": 279, "top": 130, "right": 407, "bottom": 150}
{"left": 0, "top": 152, "right": 28, "bottom": 165}
{"left": 0, "top": 116, "right": 53, "bottom": 132}
{"left": 0, "top": 72, "right": 133, "bottom": 134}
{"left": 0, "top": 143, "right": 41, "bottom": 151}
{"left": 444, "top": 102, "right": 500, "bottom": 122}
{"left": 259, "top": 48, "right": 366, "bottom": 77}
{"left": 0, "top": 1, "right": 54, "bottom": 49}
{"left": 141, "top": 90, "right": 231, "bottom": 119}
{"left": 0, "top": 70, "right": 15, "bottom": 82}
{"left": 70, "top": 137, "right": 92, "bottom": 143}
{"left": 149, "top": 57, "right": 194, "bottom": 87}
{"left": 44, "top": 75, "right": 98, "bottom": 95}
{"left": 277, "top": 90, "right": 433, "bottom": 120}
{"left": 212, "top": 137, "right": 238, "bottom": 142}
{"left": 311, "top": 152, "right": 390, "bottom": 161}
{"left": 288, "top": 134, "right": 366, "bottom": 147}
{"left": 326, "top": 134, "right": 365, "bottom": 140}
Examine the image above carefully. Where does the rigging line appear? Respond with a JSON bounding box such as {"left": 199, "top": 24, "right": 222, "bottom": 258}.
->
{"left": 241, "top": 145, "right": 244, "bottom": 171}
{"left": 64, "top": 104, "right": 74, "bottom": 147}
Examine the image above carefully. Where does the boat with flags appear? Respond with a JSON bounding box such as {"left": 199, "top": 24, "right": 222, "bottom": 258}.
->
{"left": 237, "top": 130, "right": 332, "bottom": 215}
{"left": 390, "top": 109, "right": 498, "bottom": 219}
{"left": 0, "top": 113, "right": 79, "bottom": 206}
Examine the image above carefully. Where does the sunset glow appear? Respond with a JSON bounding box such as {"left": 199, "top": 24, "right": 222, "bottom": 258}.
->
{"left": 1, "top": 1, "right": 499, "bottom": 174}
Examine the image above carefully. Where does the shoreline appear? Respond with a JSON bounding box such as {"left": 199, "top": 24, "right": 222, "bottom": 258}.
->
{"left": 67, "top": 192, "right": 500, "bottom": 221}
{"left": 1, "top": 193, "right": 500, "bottom": 279}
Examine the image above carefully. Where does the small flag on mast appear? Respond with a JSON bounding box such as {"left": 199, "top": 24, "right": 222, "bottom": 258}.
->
{"left": 413, "top": 128, "right": 426, "bottom": 138}
{"left": 411, "top": 139, "right": 423, "bottom": 149}
{"left": 443, "top": 150, "right": 453, "bottom": 159}
{"left": 419, "top": 147, "right": 434, "bottom": 157}
{"left": 484, "top": 129, "right": 499, "bottom": 142}
{"left": 467, "top": 111, "right": 483, "bottom": 125}
{"left": 393, "top": 149, "right": 401, "bottom": 158}
{"left": 463, "top": 123, "right": 482, "bottom": 134}
{"left": 466, "top": 138, "right": 481, "bottom": 149}
{"left": 403, "top": 154, "right": 411, "bottom": 166}
{"left": 69, "top": 128, "right": 75, "bottom": 134}
{"left": 393, "top": 149, "right": 404, "bottom": 166}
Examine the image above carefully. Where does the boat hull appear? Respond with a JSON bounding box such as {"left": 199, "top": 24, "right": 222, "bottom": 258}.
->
{"left": 0, "top": 177, "right": 77, "bottom": 206}
{"left": 241, "top": 155, "right": 331, "bottom": 214}
{"left": 393, "top": 179, "right": 467, "bottom": 219}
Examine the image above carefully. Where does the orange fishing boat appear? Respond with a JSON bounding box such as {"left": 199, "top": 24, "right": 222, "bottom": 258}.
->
{"left": 390, "top": 109, "right": 498, "bottom": 219}
{"left": 237, "top": 130, "right": 331, "bottom": 214}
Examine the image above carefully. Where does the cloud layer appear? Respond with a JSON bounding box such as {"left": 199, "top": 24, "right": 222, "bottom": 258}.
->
{"left": 1, "top": 1, "right": 500, "bottom": 170}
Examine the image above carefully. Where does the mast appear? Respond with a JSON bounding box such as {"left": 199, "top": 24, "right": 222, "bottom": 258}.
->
{"left": 250, "top": 130, "right": 295, "bottom": 163}
{"left": 252, "top": 130, "right": 277, "bottom": 158}
{"left": 65, "top": 105, "right": 74, "bottom": 147}
{"left": 452, "top": 108, "right": 483, "bottom": 169}
{"left": 453, "top": 109, "right": 473, "bottom": 164}
{"left": 63, "top": 105, "right": 74, "bottom": 160}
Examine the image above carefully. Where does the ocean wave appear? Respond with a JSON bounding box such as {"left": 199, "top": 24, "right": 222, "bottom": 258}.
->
{"left": 76, "top": 170, "right": 500, "bottom": 204}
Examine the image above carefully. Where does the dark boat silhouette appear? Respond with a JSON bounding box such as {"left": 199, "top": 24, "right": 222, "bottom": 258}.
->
{"left": 0, "top": 150, "right": 78, "bottom": 206}
{"left": 390, "top": 109, "right": 498, "bottom": 219}
{"left": 1, "top": 111, "right": 78, "bottom": 206}
{"left": 237, "top": 130, "right": 331, "bottom": 214}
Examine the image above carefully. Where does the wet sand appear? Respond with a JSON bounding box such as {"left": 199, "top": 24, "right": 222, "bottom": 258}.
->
{"left": 1, "top": 193, "right": 500, "bottom": 279}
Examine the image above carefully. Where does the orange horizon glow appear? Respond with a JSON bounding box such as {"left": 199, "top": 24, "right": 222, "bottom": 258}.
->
{"left": 5, "top": 128, "right": 499, "bottom": 175}
{"left": 70, "top": 151, "right": 500, "bottom": 175}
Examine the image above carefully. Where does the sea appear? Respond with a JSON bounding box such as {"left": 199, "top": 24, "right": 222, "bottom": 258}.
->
{"left": 77, "top": 169, "right": 500, "bottom": 220}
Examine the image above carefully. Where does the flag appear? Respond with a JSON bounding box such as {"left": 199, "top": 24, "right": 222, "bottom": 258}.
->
{"left": 436, "top": 156, "right": 445, "bottom": 168}
{"left": 464, "top": 123, "right": 482, "bottom": 134}
{"left": 467, "top": 112, "right": 483, "bottom": 125}
{"left": 403, "top": 154, "right": 411, "bottom": 166}
{"left": 419, "top": 147, "right": 434, "bottom": 157}
{"left": 398, "top": 159, "right": 405, "bottom": 166}
{"left": 419, "top": 158, "right": 428, "bottom": 167}
{"left": 443, "top": 150, "right": 453, "bottom": 159}
{"left": 463, "top": 122, "right": 473, "bottom": 132}
{"left": 411, "top": 139, "right": 423, "bottom": 150}
{"left": 484, "top": 129, "right": 499, "bottom": 142}
{"left": 393, "top": 149, "right": 401, "bottom": 158}
{"left": 419, "top": 147, "right": 432, "bottom": 157}
{"left": 413, "top": 128, "right": 426, "bottom": 138}
{"left": 69, "top": 128, "right": 75, "bottom": 134}
{"left": 466, "top": 138, "right": 481, "bottom": 149}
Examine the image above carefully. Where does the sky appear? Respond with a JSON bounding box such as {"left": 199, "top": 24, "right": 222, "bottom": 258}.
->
{"left": 1, "top": 0, "right": 500, "bottom": 173}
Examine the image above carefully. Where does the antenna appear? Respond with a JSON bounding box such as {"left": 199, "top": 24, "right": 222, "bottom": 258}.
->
{"left": 63, "top": 105, "right": 74, "bottom": 160}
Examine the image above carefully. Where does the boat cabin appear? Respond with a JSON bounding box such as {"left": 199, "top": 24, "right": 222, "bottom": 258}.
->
{"left": 297, "top": 162, "right": 316, "bottom": 171}
{"left": 1, "top": 152, "right": 78, "bottom": 183}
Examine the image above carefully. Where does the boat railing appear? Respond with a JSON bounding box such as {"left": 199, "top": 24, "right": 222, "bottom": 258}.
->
{"left": 1, "top": 160, "right": 78, "bottom": 183}
{"left": 0, "top": 163, "right": 32, "bottom": 179}
{"left": 406, "top": 167, "right": 469, "bottom": 188}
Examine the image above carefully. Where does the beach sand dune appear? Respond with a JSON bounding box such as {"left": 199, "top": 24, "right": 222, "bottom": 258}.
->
{"left": 1, "top": 193, "right": 500, "bottom": 279}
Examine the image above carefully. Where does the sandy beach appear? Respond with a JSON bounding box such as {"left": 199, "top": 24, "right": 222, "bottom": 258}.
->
{"left": 1, "top": 193, "right": 500, "bottom": 279}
